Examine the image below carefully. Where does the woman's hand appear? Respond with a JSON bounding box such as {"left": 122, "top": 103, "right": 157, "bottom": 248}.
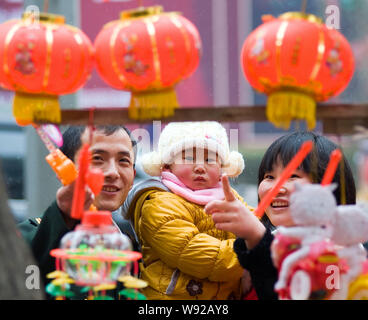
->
{"left": 205, "top": 175, "right": 266, "bottom": 249}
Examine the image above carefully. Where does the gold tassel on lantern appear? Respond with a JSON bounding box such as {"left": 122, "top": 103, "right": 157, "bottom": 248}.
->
{"left": 266, "top": 90, "right": 316, "bottom": 130}
{"left": 128, "top": 88, "right": 179, "bottom": 120}
{"left": 12, "top": 92, "right": 61, "bottom": 126}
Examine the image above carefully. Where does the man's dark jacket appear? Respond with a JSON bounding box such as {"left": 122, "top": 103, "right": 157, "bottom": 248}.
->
{"left": 17, "top": 201, "right": 139, "bottom": 291}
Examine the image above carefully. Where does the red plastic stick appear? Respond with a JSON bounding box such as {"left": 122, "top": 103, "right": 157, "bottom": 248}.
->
{"left": 255, "top": 140, "right": 314, "bottom": 218}
{"left": 321, "top": 149, "right": 342, "bottom": 186}
{"left": 71, "top": 144, "right": 90, "bottom": 220}
{"left": 70, "top": 142, "right": 104, "bottom": 220}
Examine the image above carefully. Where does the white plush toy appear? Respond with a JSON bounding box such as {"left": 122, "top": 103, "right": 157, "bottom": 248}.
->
{"left": 274, "top": 182, "right": 368, "bottom": 300}
{"left": 274, "top": 183, "right": 337, "bottom": 292}
{"left": 329, "top": 204, "right": 368, "bottom": 299}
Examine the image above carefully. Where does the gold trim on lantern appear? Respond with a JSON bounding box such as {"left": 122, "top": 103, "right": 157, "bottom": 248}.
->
{"left": 120, "top": 6, "right": 163, "bottom": 20}
{"left": 169, "top": 15, "right": 191, "bottom": 78}
{"left": 145, "top": 18, "right": 162, "bottom": 87}
{"left": 258, "top": 75, "right": 324, "bottom": 100}
{"left": 22, "top": 12, "right": 65, "bottom": 24}
{"left": 279, "top": 12, "right": 323, "bottom": 25}
{"left": 73, "top": 33, "right": 85, "bottom": 83}
{"left": 309, "top": 27, "right": 326, "bottom": 81}
{"left": 64, "top": 25, "right": 87, "bottom": 85}
{"left": 110, "top": 21, "right": 130, "bottom": 86}
{"left": 275, "top": 21, "right": 288, "bottom": 83}
{"left": 64, "top": 24, "right": 94, "bottom": 84}
{"left": 43, "top": 24, "right": 53, "bottom": 89}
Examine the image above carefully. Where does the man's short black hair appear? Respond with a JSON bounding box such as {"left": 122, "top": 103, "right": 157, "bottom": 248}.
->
{"left": 60, "top": 125, "right": 137, "bottom": 166}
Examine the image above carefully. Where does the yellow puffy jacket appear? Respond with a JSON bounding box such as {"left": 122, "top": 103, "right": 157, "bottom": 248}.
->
{"left": 123, "top": 179, "right": 254, "bottom": 300}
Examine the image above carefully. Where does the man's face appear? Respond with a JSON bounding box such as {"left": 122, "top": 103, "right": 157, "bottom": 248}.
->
{"left": 77, "top": 128, "right": 136, "bottom": 212}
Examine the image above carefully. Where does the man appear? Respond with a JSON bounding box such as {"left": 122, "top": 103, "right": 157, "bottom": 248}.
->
{"left": 18, "top": 125, "right": 138, "bottom": 288}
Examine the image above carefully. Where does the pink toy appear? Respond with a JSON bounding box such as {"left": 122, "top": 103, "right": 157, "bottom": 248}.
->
{"left": 273, "top": 183, "right": 338, "bottom": 296}
{"left": 272, "top": 182, "right": 368, "bottom": 300}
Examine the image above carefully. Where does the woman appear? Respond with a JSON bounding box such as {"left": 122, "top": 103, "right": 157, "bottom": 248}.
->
{"left": 206, "top": 131, "right": 356, "bottom": 299}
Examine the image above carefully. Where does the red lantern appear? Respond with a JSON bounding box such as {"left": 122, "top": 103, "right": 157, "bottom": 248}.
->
{"left": 241, "top": 12, "right": 354, "bottom": 130}
{"left": 0, "top": 12, "right": 94, "bottom": 126}
{"left": 94, "top": 5, "right": 201, "bottom": 120}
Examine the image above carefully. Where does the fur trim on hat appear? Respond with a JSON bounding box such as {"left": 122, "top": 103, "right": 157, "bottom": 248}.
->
{"left": 140, "top": 151, "right": 162, "bottom": 176}
{"left": 223, "top": 151, "right": 245, "bottom": 178}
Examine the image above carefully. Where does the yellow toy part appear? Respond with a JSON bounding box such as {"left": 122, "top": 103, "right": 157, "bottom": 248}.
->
{"left": 51, "top": 277, "right": 75, "bottom": 286}
{"left": 347, "top": 273, "right": 368, "bottom": 300}
{"left": 46, "top": 270, "right": 70, "bottom": 279}
{"left": 93, "top": 283, "right": 117, "bottom": 292}
{"left": 118, "top": 275, "right": 148, "bottom": 289}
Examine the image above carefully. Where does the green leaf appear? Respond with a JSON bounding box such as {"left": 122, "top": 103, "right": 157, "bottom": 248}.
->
{"left": 119, "top": 289, "right": 146, "bottom": 300}
{"left": 45, "top": 283, "right": 75, "bottom": 298}
{"left": 80, "top": 286, "right": 93, "bottom": 293}
{"left": 92, "top": 295, "right": 114, "bottom": 300}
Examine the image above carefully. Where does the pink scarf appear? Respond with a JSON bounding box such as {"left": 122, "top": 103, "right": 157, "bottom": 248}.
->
{"left": 161, "top": 171, "right": 224, "bottom": 205}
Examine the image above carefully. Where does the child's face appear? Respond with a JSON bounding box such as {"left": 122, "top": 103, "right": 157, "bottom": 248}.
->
{"left": 167, "top": 148, "right": 222, "bottom": 190}
{"left": 258, "top": 160, "right": 312, "bottom": 227}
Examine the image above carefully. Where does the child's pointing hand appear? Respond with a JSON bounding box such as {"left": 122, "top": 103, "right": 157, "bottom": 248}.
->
{"left": 205, "top": 175, "right": 266, "bottom": 249}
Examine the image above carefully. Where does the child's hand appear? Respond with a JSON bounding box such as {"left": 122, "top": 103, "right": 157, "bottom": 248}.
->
{"left": 205, "top": 175, "right": 266, "bottom": 249}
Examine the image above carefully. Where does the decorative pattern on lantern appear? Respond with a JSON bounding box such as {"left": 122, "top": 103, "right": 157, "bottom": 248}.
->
{"left": 94, "top": 5, "right": 202, "bottom": 120}
{"left": 241, "top": 12, "right": 354, "bottom": 130}
{"left": 0, "top": 11, "right": 94, "bottom": 126}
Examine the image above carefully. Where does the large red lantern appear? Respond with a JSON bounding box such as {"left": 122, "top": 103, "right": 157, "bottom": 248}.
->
{"left": 94, "top": 5, "right": 201, "bottom": 120}
{"left": 241, "top": 12, "right": 354, "bottom": 130}
{"left": 0, "top": 11, "right": 94, "bottom": 126}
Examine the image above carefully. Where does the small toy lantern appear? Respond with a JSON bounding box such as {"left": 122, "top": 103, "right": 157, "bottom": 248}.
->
{"left": 52, "top": 210, "right": 135, "bottom": 286}
{"left": 241, "top": 12, "right": 354, "bottom": 130}
{"left": 94, "top": 5, "right": 202, "bottom": 120}
{"left": 0, "top": 10, "right": 94, "bottom": 126}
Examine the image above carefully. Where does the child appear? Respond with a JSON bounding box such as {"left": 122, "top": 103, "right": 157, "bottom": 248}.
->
{"left": 123, "top": 121, "right": 253, "bottom": 300}
{"left": 207, "top": 131, "right": 356, "bottom": 300}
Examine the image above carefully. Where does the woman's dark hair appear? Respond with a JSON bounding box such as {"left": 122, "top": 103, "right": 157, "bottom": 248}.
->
{"left": 60, "top": 125, "right": 137, "bottom": 166}
{"left": 258, "top": 131, "right": 356, "bottom": 227}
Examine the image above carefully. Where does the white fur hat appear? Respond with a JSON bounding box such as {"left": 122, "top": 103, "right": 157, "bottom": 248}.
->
{"left": 141, "top": 121, "right": 245, "bottom": 177}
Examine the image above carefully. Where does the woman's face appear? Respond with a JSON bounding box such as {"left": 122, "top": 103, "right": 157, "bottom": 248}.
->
{"left": 258, "top": 160, "right": 312, "bottom": 227}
